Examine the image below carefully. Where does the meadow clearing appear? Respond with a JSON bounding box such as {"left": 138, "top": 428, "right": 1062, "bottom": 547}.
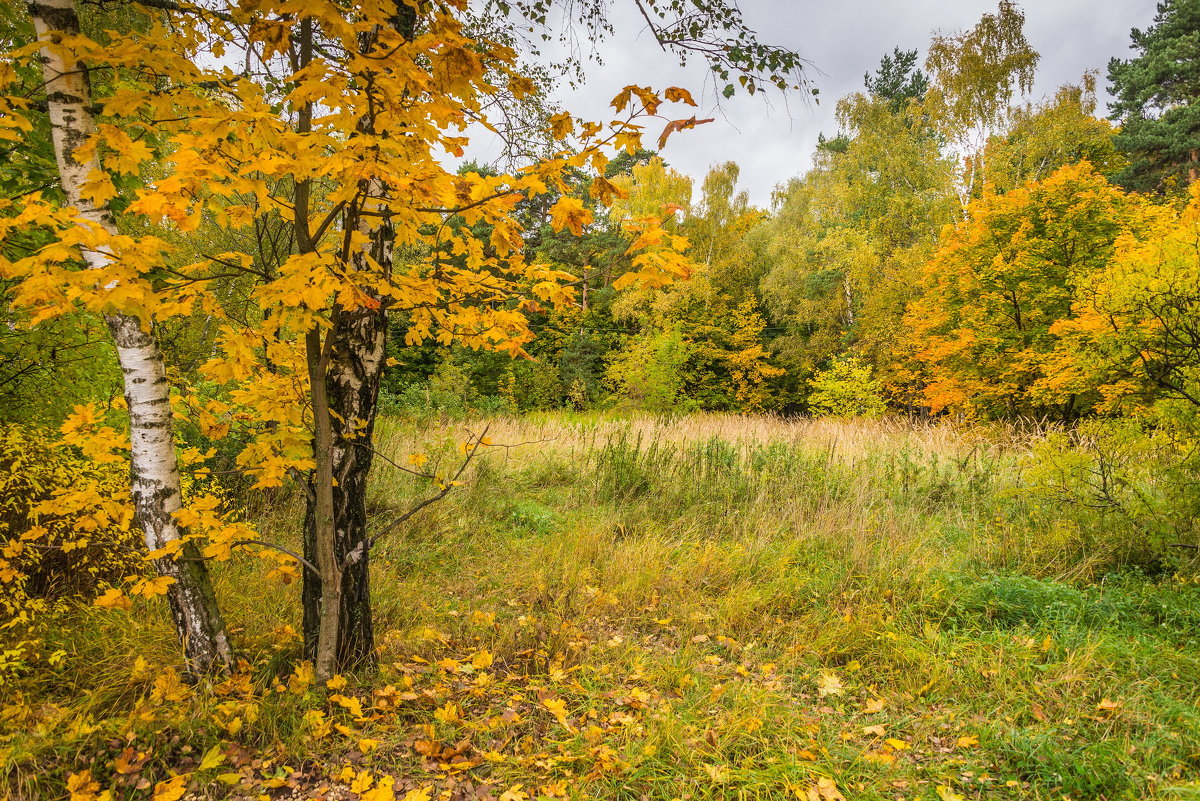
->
{"left": 6, "top": 413, "right": 1200, "bottom": 801}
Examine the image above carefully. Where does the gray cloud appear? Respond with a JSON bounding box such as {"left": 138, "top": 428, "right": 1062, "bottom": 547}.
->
{"left": 529, "top": 1, "right": 1159, "bottom": 207}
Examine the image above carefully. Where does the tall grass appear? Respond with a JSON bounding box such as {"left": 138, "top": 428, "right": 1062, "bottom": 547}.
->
{"left": 5, "top": 414, "right": 1200, "bottom": 800}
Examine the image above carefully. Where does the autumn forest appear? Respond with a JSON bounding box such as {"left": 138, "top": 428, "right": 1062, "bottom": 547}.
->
{"left": 3, "top": 0, "right": 1200, "bottom": 799}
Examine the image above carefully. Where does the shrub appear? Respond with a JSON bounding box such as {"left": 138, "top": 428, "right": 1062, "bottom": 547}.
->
{"left": 0, "top": 424, "right": 147, "bottom": 679}
{"left": 807, "top": 357, "right": 887, "bottom": 418}
{"left": 0, "top": 424, "right": 146, "bottom": 616}
{"left": 605, "top": 330, "right": 694, "bottom": 413}
{"left": 1021, "top": 418, "right": 1200, "bottom": 567}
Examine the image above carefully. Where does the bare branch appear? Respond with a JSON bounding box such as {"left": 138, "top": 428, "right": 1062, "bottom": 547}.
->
{"left": 234, "top": 539, "right": 320, "bottom": 577}
{"left": 340, "top": 425, "right": 492, "bottom": 567}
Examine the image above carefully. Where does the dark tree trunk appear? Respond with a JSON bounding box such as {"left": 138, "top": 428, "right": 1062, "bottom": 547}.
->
{"left": 301, "top": 5, "right": 412, "bottom": 673}
{"left": 303, "top": 302, "right": 388, "bottom": 669}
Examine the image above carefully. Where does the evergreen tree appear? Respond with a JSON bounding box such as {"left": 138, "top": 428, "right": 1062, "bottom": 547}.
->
{"left": 1108, "top": 0, "right": 1200, "bottom": 192}
{"left": 864, "top": 47, "right": 929, "bottom": 110}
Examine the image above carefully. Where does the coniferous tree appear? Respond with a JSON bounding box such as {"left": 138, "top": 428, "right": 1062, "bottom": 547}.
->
{"left": 1108, "top": 0, "right": 1200, "bottom": 192}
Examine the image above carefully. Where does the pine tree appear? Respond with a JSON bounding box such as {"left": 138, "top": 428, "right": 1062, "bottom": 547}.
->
{"left": 1108, "top": 0, "right": 1200, "bottom": 192}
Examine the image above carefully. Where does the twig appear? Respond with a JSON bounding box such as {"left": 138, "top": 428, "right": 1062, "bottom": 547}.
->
{"left": 348, "top": 440, "right": 435, "bottom": 479}
{"left": 233, "top": 539, "right": 320, "bottom": 576}
{"left": 340, "top": 425, "right": 491, "bottom": 568}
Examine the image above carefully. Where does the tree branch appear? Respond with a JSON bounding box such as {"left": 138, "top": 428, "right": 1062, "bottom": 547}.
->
{"left": 234, "top": 539, "right": 320, "bottom": 577}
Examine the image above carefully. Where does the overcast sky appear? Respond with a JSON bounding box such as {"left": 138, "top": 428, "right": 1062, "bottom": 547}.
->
{"left": 498, "top": 1, "right": 1160, "bottom": 208}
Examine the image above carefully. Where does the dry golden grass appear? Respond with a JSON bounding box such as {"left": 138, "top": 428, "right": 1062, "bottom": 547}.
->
{"left": 376, "top": 412, "right": 997, "bottom": 467}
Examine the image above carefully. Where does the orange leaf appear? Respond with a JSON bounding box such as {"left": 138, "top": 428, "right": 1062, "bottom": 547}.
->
{"left": 657, "top": 116, "right": 714, "bottom": 150}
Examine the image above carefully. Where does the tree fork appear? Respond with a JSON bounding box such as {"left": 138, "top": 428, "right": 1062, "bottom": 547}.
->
{"left": 300, "top": 4, "right": 413, "bottom": 674}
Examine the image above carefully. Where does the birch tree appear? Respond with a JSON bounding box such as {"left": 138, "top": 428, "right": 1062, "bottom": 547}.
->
{"left": 21, "top": 0, "right": 231, "bottom": 674}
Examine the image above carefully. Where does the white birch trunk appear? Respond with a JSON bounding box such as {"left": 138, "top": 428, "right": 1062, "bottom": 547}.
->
{"left": 30, "top": 0, "right": 232, "bottom": 674}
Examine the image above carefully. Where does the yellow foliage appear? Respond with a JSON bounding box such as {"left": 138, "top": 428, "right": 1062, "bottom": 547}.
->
{"left": 902, "top": 162, "right": 1150, "bottom": 418}
{"left": 150, "top": 774, "right": 189, "bottom": 801}
{"left": 0, "top": 424, "right": 143, "bottom": 643}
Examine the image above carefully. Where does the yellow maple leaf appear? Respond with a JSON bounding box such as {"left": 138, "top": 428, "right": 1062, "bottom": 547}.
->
{"left": 304, "top": 709, "right": 332, "bottom": 738}
{"left": 150, "top": 775, "right": 189, "bottom": 801}
{"left": 433, "top": 702, "right": 460, "bottom": 723}
{"left": 151, "top": 669, "right": 191, "bottom": 703}
{"left": 134, "top": 575, "right": 176, "bottom": 598}
{"left": 331, "top": 693, "right": 364, "bottom": 719}
{"left": 198, "top": 744, "right": 225, "bottom": 771}
{"left": 548, "top": 112, "right": 574, "bottom": 140}
{"left": 548, "top": 196, "right": 593, "bottom": 237}
{"left": 813, "top": 777, "right": 847, "bottom": 801}
{"left": 288, "top": 661, "right": 315, "bottom": 692}
{"left": 350, "top": 770, "right": 374, "bottom": 794}
{"left": 543, "top": 697, "right": 568, "bottom": 721}
{"left": 816, "top": 672, "right": 844, "bottom": 697}
{"left": 80, "top": 169, "right": 118, "bottom": 207}
{"left": 66, "top": 771, "right": 100, "bottom": 801}
{"left": 360, "top": 776, "right": 396, "bottom": 801}
{"left": 94, "top": 588, "right": 132, "bottom": 610}
{"left": 664, "top": 85, "right": 697, "bottom": 106}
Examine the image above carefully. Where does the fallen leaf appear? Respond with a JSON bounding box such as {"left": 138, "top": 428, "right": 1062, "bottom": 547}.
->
{"left": 151, "top": 776, "right": 188, "bottom": 801}
{"left": 198, "top": 744, "right": 225, "bottom": 771}
{"left": 808, "top": 777, "right": 846, "bottom": 801}
{"left": 816, "top": 672, "right": 844, "bottom": 698}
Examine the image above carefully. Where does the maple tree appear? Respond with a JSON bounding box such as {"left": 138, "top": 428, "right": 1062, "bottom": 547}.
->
{"left": 903, "top": 162, "right": 1150, "bottom": 419}
{"left": 2, "top": 0, "right": 806, "bottom": 680}
{"left": 1054, "top": 183, "right": 1200, "bottom": 417}
{"left": 255, "top": 0, "right": 802, "bottom": 676}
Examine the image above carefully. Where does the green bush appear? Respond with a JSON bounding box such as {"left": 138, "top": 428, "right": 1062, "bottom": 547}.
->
{"left": 806, "top": 357, "right": 887, "bottom": 417}
{"left": 1021, "top": 418, "right": 1200, "bottom": 567}
{"left": 605, "top": 330, "right": 695, "bottom": 413}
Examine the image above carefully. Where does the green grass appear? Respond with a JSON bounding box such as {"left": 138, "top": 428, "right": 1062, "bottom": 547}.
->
{"left": 4, "top": 413, "right": 1200, "bottom": 800}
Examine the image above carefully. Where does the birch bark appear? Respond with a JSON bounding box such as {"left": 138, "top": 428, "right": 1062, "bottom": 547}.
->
{"left": 29, "top": 0, "right": 232, "bottom": 674}
{"left": 300, "top": 7, "right": 413, "bottom": 674}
